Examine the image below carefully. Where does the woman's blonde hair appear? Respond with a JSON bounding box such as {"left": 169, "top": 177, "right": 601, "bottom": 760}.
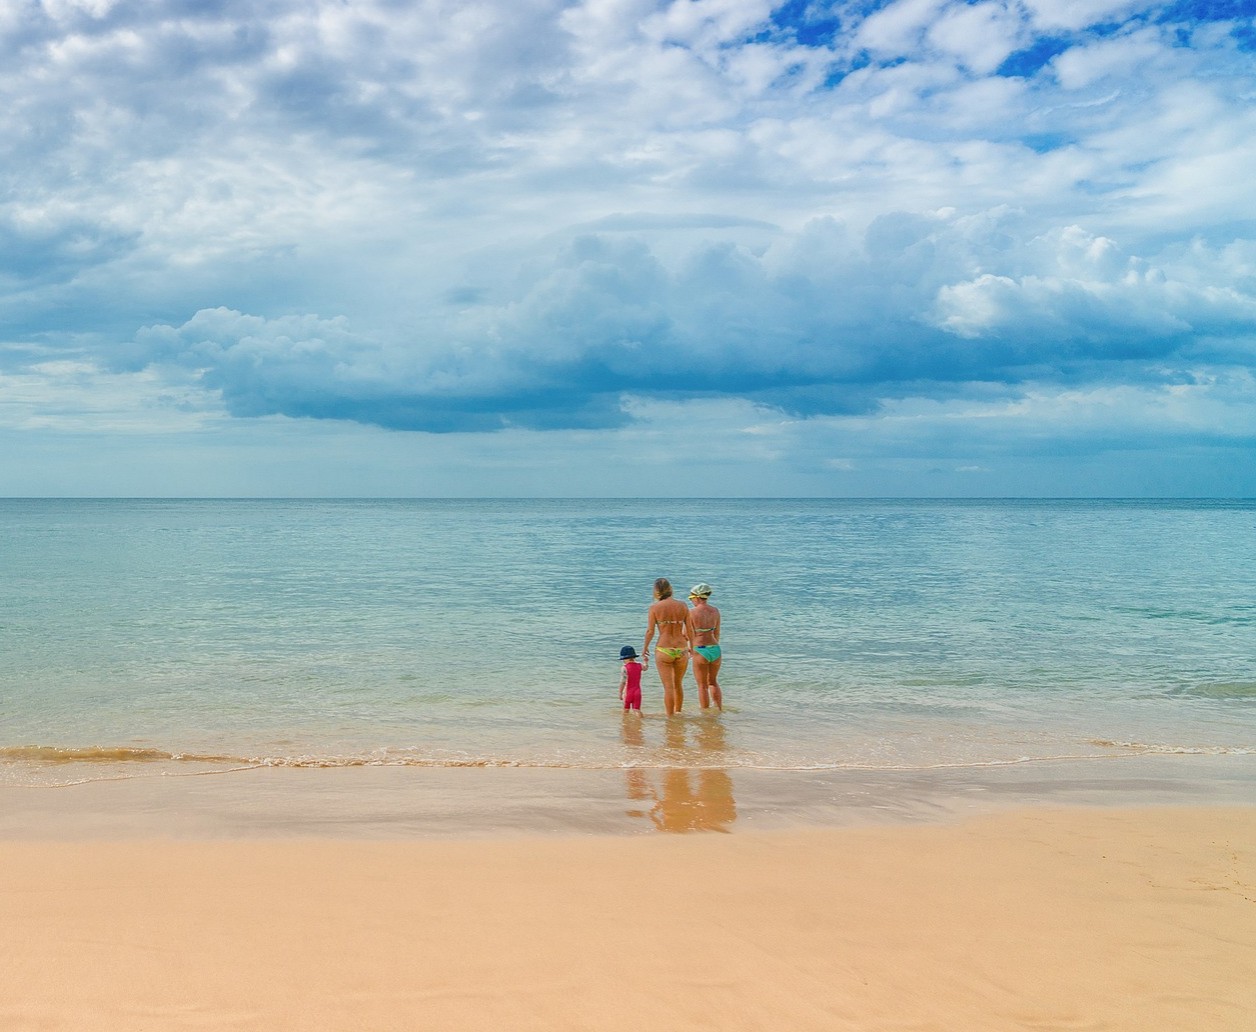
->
{"left": 654, "top": 577, "right": 673, "bottom": 599}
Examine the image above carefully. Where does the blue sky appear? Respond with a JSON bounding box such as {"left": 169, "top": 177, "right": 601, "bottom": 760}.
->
{"left": 2, "top": 0, "right": 1254, "bottom": 496}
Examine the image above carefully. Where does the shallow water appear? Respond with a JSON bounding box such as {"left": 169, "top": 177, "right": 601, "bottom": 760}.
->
{"left": 2, "top": 498, "right": 1253, "bottom": 787}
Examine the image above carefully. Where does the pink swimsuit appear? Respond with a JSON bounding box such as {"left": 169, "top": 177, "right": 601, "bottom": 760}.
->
{"left": 622, "top": 661, "right": 643, "bottom": 710}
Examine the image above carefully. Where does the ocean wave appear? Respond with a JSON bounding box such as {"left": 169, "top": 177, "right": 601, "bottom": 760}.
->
{"left": 5, "top": 739, "right": 1253, "bottom": 788}
{"left": 1087, "top": 739, "right": 1255, "bottom": 756}
{"left": 0, "top": 745, "right": 555, "bottom": 772}
{"left": 1183, "top": 681, "right": 1256, "bottom": 700}
{"left": 0, "top": 745, "right": 241, "bottom": 765}
{"left": 0, "top": 743, "right": 1090, "bottom": 773}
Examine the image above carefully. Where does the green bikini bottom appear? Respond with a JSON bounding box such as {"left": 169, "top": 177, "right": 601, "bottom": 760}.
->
{"left": 693, "top": 645, "right": 722, "bottom": 662}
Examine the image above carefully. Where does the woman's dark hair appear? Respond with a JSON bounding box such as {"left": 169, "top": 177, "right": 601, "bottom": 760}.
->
{"left": 654, "top": 577, "right": 673, "bottom": 599}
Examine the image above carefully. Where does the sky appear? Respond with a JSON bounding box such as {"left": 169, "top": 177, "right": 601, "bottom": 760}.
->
{"left": 2, "top": 0, "right": 1255, "bottom": 497}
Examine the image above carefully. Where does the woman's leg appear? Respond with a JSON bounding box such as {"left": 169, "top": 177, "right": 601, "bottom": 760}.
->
{"left": 707, "top": 657, "right": 722, "bottom": 711}
{"left": 656, "top": 652, "right": 688, "bottom": 715}
{"left": 693, "top": 654, "right": 712, "bottom": 709}
{"left": 655, "top": 653, "right": 675, "bottom": 715}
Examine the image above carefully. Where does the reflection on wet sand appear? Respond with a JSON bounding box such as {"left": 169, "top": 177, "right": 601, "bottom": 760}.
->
{"left": 621, "top": 713, "right": 737, "bottom": 833}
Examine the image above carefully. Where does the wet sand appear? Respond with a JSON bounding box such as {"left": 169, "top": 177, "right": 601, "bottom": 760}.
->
{"left": 3, "top": 752, "right": 1255, "bottom": 839}
{"left": 2, "top": 758, "right": 1255, "bottom": 1032}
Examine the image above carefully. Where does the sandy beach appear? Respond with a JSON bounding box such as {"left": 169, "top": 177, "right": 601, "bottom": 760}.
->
{"left": 2, "top": 796, "right": 1253, "bottom": 1032}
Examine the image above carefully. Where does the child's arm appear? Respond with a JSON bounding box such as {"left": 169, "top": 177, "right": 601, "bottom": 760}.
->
{"left": 619, "top": 667, "right": 627, "bottom": 700}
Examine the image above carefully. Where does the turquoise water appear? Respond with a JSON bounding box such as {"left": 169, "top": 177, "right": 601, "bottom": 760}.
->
{"left": 1, "top": 498, "right": 1253, "bottom": 787}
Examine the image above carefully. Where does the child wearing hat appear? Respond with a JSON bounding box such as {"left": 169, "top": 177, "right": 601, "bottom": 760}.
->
{"left": 618, "top": 645, "right": 644, "bottom": 712}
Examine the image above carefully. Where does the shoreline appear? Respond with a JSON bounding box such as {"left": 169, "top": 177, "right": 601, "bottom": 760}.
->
{"left": 3, "top": 751, "right": 1254, "bottom": 840}
{"left": 2, "top": 805, "right": 1253, "bottom": 1031}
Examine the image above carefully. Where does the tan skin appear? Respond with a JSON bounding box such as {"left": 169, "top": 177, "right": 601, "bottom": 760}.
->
{"left": 687, "top": 594, "right": 722, "bottom": 711}
{"left": 643, "top": 581, "right": 690, "bottom": 716}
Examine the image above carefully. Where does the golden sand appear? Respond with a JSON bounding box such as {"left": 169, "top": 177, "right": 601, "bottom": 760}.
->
{"left": 2, "top": 806, "right": 1253, "bottom": 1031}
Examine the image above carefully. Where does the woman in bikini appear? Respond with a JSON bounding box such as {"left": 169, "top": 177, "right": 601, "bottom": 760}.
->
{"left": 643, "top": 577, "right": 691, "bottom": 716}
{"left": 687, "top": 583, "right": 722, "bottom": 711}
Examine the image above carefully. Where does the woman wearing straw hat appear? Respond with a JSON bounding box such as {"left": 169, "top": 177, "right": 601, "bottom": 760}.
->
{"left": 686, "top": 583, "right": 722, "bottom": 711}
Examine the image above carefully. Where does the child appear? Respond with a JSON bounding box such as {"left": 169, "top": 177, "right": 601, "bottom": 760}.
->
{"left": 618, "top": 645, "right": 644, "bottom": 711}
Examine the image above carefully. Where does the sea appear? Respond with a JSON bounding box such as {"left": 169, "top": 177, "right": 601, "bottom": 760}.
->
{"left": 2, "top": 498, "right": 1253, "bottom": 798}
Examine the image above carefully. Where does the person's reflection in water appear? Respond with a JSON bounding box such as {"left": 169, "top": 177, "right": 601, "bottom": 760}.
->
{"left": 621, "top": 712, "right": 652, "bottom": 820}
{"left": 622, "top": 714, "right": 737, "bottom": 832}
{"left": 621, "top": 709, "right": 646, "bottom": 750}
{"left": 693, "top": 715, "right": 737, "bottom": 830}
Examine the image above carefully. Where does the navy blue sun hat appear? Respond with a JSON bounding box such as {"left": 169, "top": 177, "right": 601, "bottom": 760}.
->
{"left": 619, "top": 645, "right": 639, "bottom": 659}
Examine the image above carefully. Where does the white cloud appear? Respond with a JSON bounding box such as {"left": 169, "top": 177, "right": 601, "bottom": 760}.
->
{"left": 933, "top": 223, "right": 1256, "bottom": 344}
{"left": 643, "top": 0, "right": 775, "bottom": 50}
{"left": 39, "top": 0, "right": 124, "bottom": 20}
{"left": 1022, "top": 0, "right": 1151, "bottom": 34}
{"left": 1050, "top": 28, "right": 1164, "bottom": 90}
{"left": 0, "top": 359, "right": 216, "bottom": 433}
{"left": 1, "top": 0, "right": 1255, "bottom": 494}
{"left": 856, "top": 0, "right": 949, "bottom": 56}
{"left": 926, "top": 1, "right": 1025, "bottom": 76}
